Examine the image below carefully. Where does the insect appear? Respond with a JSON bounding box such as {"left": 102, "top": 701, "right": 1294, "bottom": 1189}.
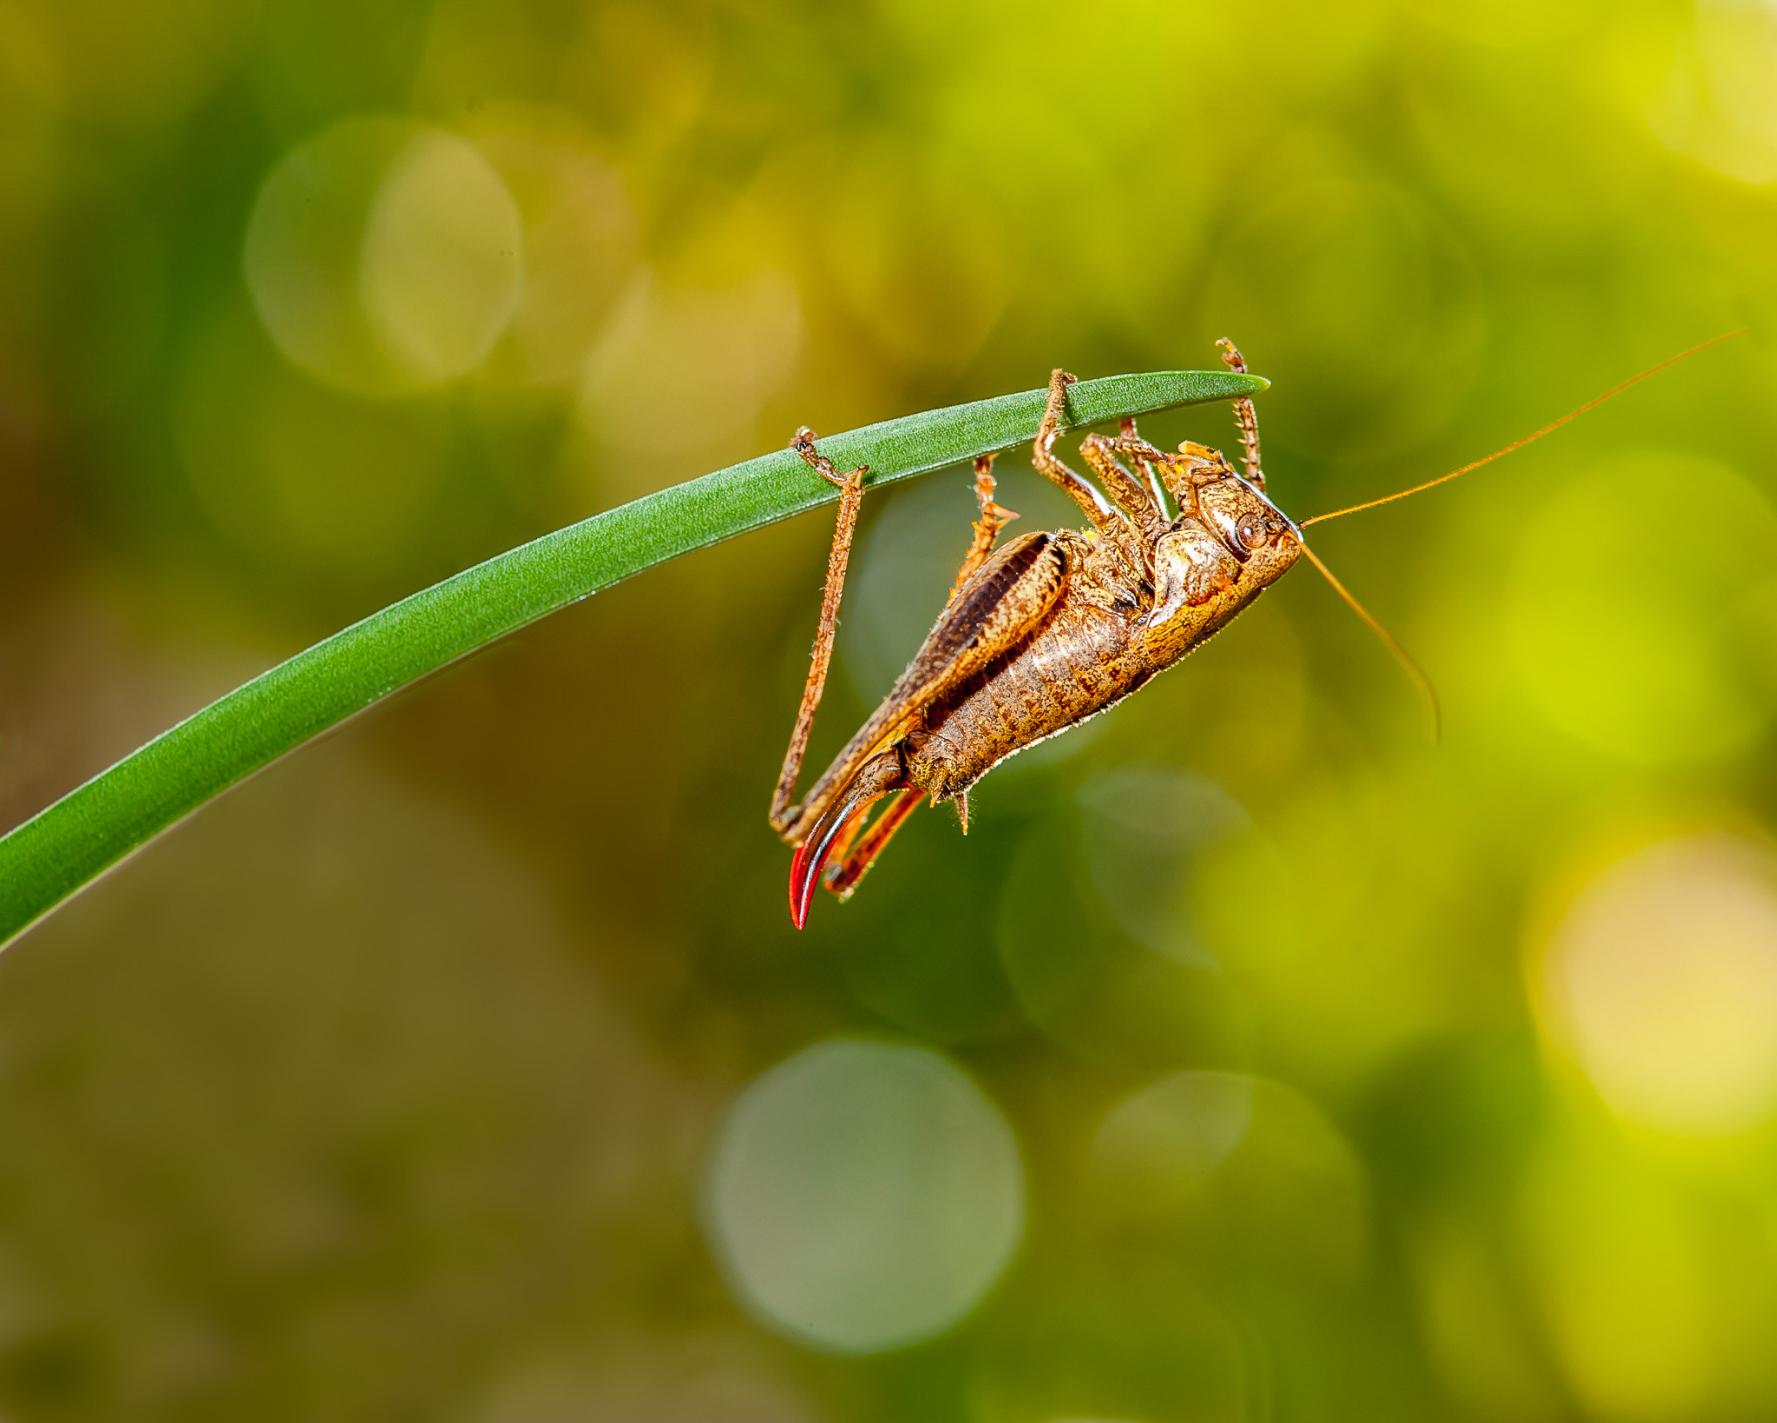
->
{"left": 770, "top": 333, "right": 1742, "bottom": 928}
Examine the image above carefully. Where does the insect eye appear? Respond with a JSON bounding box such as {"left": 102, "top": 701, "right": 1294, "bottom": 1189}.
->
{"left": 1236, "top": 512, "right": 1267, "bottom": 550}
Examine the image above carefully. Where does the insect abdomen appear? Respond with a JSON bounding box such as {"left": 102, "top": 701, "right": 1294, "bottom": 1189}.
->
{"left": 909, "top": 597, "right": 1142, "bottom": 797}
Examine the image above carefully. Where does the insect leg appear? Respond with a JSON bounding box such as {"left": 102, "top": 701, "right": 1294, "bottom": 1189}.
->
{"left": 1216, "top": 338, "right": 1264, "bottom": 488}
{"left": 769, "top": 427, "right": 869, "bottom": 836}
{"left": 948, "top": 455, "right": 1019, "bottom": 602}
{"left": 1118, "top": 417, "right": 1171, "bottom": 517}
{"left": 1033, "top": 369, "right": 1127, "bottom": 532}
{"left": 1080, "top": 433, "right": 1168, "bottom": 540}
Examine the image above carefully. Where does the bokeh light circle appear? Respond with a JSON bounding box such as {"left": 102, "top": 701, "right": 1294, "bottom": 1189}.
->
{"left": 1649, "top": 0, "right": 1777, "bottom": 185}
{"left": 1534, "top": 832, "right": 1777, "bottom": 1136}
{"left": 703, "top": 1038, "right": 1023, "bottom": 1354}
{"left": 1088, "top": 1071, "right": 1368, "bottom": 1283}
{"left": 996, "top": 818, "right": 1250, "bottom": 1073}
{"left": 1092, "top": 1071, "right": 1255, "bottom": 1189}
{"left": 459, "top": 106, "right": 639, "bottom": 390}
{"left": 245, "top": 117, "right": 522, "bottom": 394}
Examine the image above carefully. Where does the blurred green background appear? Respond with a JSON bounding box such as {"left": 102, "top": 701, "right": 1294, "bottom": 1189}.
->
{"left": 4, "top": 0, "right": 1777, "bottom": 1418}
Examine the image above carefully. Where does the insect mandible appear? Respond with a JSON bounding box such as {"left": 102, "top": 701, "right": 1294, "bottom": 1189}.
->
{"left": 769, "top": 334, "right": 1741, "bottom": 928}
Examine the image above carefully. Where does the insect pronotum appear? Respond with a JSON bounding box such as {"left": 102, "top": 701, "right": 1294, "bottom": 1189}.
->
{"left": 770, "top": 332, "right": 1744, "bottom": 928}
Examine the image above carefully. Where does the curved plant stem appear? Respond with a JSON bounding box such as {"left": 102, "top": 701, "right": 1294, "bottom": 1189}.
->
{"left": 0, "top": 369, "right": 1266, "bottom": 952}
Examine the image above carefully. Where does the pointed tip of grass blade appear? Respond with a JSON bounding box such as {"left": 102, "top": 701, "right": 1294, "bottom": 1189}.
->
{"left": 1064, "top": 368, "right": 1270, "bottom": 428}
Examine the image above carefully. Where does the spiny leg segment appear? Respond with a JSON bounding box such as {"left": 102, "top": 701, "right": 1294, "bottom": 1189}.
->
{"left": 770, "top": 427, "right": 870, "bottom": 836}
{"left": 1216, "top": 337, "right": 1264, "bottom": 488}
{"left": 949, "top": 455, "right": 1018, "bottom": 601}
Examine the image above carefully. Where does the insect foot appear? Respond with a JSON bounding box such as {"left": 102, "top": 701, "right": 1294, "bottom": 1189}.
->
{"left": 792, "top": 427, "right": 866, "bottom": 493}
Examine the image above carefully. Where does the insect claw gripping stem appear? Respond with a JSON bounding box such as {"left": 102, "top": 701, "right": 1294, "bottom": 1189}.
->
{"left": 791, "top": 426, "right": 862, "bottom": 492}
{"left": 1032, "top": 369, "right": 1121, "bottom": 529}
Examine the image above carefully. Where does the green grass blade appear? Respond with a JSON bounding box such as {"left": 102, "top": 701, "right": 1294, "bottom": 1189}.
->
{"left": 0, "top": 368, "right": 1266, "bottom": 951}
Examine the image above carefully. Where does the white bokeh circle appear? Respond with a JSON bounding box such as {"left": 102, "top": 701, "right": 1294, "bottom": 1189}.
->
{"left": 703, "top": 1038, "right": 1024, "bottom": 1354}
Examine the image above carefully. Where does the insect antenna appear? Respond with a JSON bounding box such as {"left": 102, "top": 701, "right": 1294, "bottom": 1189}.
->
{"left": 1291, "top": 535, "right": 1441, "bottom": 740}
{"left": 1286, "top": 326, "right": 1748, "bottom": 736}
{"left": 1298, "top": 327, "right": 1747, "bottom": 529}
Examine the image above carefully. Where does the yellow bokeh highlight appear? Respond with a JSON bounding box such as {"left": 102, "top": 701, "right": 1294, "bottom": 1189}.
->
{"left": 576, "top": 264, "right": 802, "bottom": 486}
{"left": 459, "top": 106, "right": 639, "bottom": 390}
{"left": 1534, "top": 831, "right": 1777, "bottom": 1136}
{"left": 359, "top": 131, "right": 523, "bottom": 385}
{"left": 0, "top": 5, "right": 60, "bottom": 220}
{"left": 245, "top": 118, "right": 522, "bottom": 395}
{"left": 1649, "top": 0, "right": 1777, "bottom": 184}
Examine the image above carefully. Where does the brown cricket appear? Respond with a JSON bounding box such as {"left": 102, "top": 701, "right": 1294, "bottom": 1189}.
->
{"left": 770, "top": 334, "right": 1741, "bottom": 928}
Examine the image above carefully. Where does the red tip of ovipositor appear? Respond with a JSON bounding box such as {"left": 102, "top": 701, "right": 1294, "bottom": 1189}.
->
{"left": 789, "top": 841, "right": 816, "bottom": 930}
{"left": 786, "top": 763, "right": 901, "bottom": 929}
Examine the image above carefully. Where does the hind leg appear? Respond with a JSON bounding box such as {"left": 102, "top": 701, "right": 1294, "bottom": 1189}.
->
{"left": 817, "top": 460, "right": 1019, "bottom": 900}
{"left": 769, "top": 428, "right": 869, "bottom": 835}
{"left": 806, "top": 458, "right": 1021, "bottom": 910}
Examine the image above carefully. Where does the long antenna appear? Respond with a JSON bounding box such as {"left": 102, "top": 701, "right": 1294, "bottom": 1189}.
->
{"left": 1299, "top": 328, "right": 1747, "bottom": 529}
{"left": 1292, "top": 536, "right": 1441, "bottom": 739}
